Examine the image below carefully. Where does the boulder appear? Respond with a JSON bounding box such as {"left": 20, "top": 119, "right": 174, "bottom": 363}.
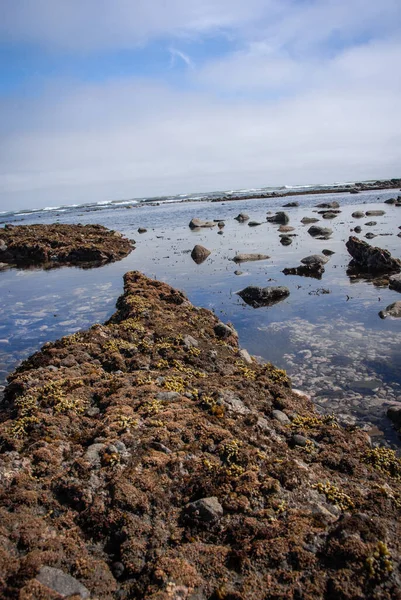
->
{"left": 234, "top": 213, "right": 249, "bottom": 223}
{"left": 218, "top": 221, "right": 225, "bottom": 229}
{"left": 36, "top": 566, "right": 90, "bottom": 599}
{"left": 308, "top": 226, "right": 332, "bottom": 238}
{"left": 301, "top": 254, "right": 329, "bottom": 266}
{"left": 316, "top": 201, "right": 340, "bottom": 209}
{"left": 365, "top": 221, "right": 377, "bottom": 227}
{"left": 322, "top": 212, "right": 338, "bottom": 219}
{"left": 189, "top": 218, "right": 216, "bottom": 229}
{"left": 237, "top": 285, "right": 290, "bottom": 308}
{"left": 354, "top": 226, "right": 362, "bottom": 233}
{"left": 384, "top": 198, "right": 396, "bottom": 205}
{"left": 379, "top": 301, "right": 401, "bottom": 319}
{"left": 191, "top": 245, "right": 211, "bottom": 264}
{"left": 185, "top": 497, "right": 223, "bottom": 523}
{"left": 267, "top": 212, "right": 289, "bottom": 225}
{"left": 138, "top": 227, "right": 147, "bottom": 233}
{"left": 232, "top": 253, "right": 270, "bottom": 263}
{"left": 389, "top": 274, "right": 401, "bottom": 292}
{"left": 352, "top": 211, "right": 365, "bottom": 218}
{"left": 214, "top": 322, "right": 238, "bottom": 339}
{"left": 346, "top": 236, "right": 401, "bottom": 273}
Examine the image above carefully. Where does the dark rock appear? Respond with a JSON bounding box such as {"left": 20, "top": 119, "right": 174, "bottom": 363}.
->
{"left": 218, "top": 221, "right": 225, "bottom": 229}
{"left": 346, "top": 236, "right": 401, "bottom": 273}
{"left": 352, "top": 211, "right": 365, "bottom": 218}
{"left": 389, "top": 274, "right": 401, "bottom": 292}
{"left": 283, "top": 264, "right": 324, "bottom": 279}
{"left": 232, "top": 253, "right": 270, "bottom": 263}
{"left": 316, "top": 201, "right": 340, "bottom": 209}
{"left": 365, "top": 221, "right": 377, "bottom": 227}
{"left": 354, "top": 226, "right": 362, "bottom": 233}
{"left": 214, "top": 322, "right": 237, "bottom": 339}
{"left": 379, "top": 301, "right": 401, "bottom": 319}
{"left": 191, "top": 245, "right": 211, "bottom": 264}
{"left": 278, "top": 225, "right": 295, "bottom": 232}
{"left": 387, "top": 407, "right": 401, "bottom": 428}
{"left": 308, "top": 226, "right": 332, "bottom": 238}
{"left": 267, "top": 212, "right": 289, "bottom": 225}
{"left": 248, "top": 221, "right": 264, "bottom": 227}
{"left": 322, "top": 249, "right": 335, "bottom": 256}
{"left": 280, "top": 236, "right": 293, "bottom": 246}
{"left": 234, "top": 213, "right": 250, "bottom": 222}
{"left": 301, "top": 255, "right": 329, "bottom": 266}
{"left": 138, "top": 227, "right": 147, "bottom": 233}
{"left": 36, "top": 566, "right": 90, "bottom": 599}
{"left": 322, "top": 212, "right": 338, "bottom": 219}
{"left": 234, "top": 270, "right": 243, "bottom": 275}
{"left": 237, "top": 286, "right": 290, "bottom": 308}
{"left": 365, "top": 233, "right": 376, "bottom": 239}
{"left": 384, "top": 198, "right": 396, "bottom": 205}
{"left": 185, "top": 497, "right": 223, "bottom": 522}
{"left": 189, "top": 218, "right": 216, "bottom": 229}
{"left": 283, "top": 201, "right": 299, "bottom": 207}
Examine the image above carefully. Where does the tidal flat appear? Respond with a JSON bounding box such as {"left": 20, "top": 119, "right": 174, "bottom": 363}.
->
{"left": 0, "top": 188, "right": 400, "bottom": 443}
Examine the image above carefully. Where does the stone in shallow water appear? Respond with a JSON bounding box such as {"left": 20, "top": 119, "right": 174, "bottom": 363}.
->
{"left": 379, "top": 301, "right": 401, "bottom": 319}
{"left": 237, "top": 285, "right": 290, "bottom": 308}
{"left": 389, "top": 274, "right": 401, "bottom": 292}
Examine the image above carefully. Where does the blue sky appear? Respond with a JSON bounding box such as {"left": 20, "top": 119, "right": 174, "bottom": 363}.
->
{"left": 0, "top": 0, "right": 400, "bottom": 210}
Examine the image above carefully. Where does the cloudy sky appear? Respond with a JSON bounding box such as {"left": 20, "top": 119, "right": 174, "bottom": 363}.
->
{"left": 0, "top": 0, "right": 400, "bottom": 211}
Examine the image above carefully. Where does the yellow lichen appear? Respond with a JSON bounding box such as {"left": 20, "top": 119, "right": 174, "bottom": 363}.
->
{"left": 313, "top": 481, "right": 354, "bottom": 511}
{"left": 366, "top": 542, "right": 393, "bottom": 581}
{"left": 364, "top": 447, "right": 401, "bottom": 480}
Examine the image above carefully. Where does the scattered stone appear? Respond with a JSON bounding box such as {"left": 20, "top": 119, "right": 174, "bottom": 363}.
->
{"left": 280, "top": 236, "right": 293, "bottom": 246}
{"left": 322, "top": 249, "right": 335, "bottom": 256}
{"left": 185, "top": 497, "right": 223, "bottom": 522}
{"left": 354, "top": 226, "right": 362, "bottom": 233}
{"left": 346, "top": 236, "right": 401, "bottom": 273}
{"left": 301, "top": 217, "right": 319, "bottom": 224}
{"left": 234, "top": 270, "right": 243, "bottom": 275}
{"left": 316, "top": 201, "right": 340, "bottom": 209}
{"left": 308, "top": 226, "right": 332, "bottom": 238}
{"left": 214, "top": 322, "right": 237, "bottom": 339}
{"left": 36, "top": 566, "right": 90, "bottom": 599}
{"left": 279, "top": 225, "right": 295, "bottom": 232}
{"left": 232, "top": 253, "right": 270, "bottom": 263}
{"left": 291, "top": 434, "right": 308, "bottom": 447}
{"left": 183, "top": 334, "right": 199, "bottom": 348}
{"left": 234, "top": 213, "right": 250, "bottom": 222}
{"left": 191, "top": 245, "right": 211, "bottom": 264}
{"left": 389, "top": 274, "right": 401, "bottom": 292}
{"left": 283, "top": 264, "right": 324, "bottom": 279}
{"left": 283, "top": 201, "right": 299, "bottom": 207}
{"left": 189, "top": 218, "right": 216, "bottom": 229}
{"left": 352, "top": 211, "right": 365, "bottom": 218}
{"left": 300, "top": 255, "right": 329, "bottom": 266}
{"left": 365, "top": 221, "right": 377, "bottom": 227}
{"left": 218, "top": 221, "right": 225, "bottom": 229}
{"left": 239, "top": 348, "right": 253, "bottom": 364}
{"left": 237, "top": 286, "right": 290, "bottom": 308}
{"left": 384, "top": 198, "right": 396, "bottom": 204}
{"left": 138, "top": 227, "right": 147, "bottom": 233}
{"left": 248, "top": 221, "right": 264, "bottom": 227}
{"left": 267, "top": 212, "right": 289, "bottom": 225}
{"left": 322, "top": 212, "right": 338, "bottom": 219}
{"left": 365, "top": 232, "right": 377, "bottom": 239}
{"left": 379, "top": 301, "right": 401, "bottom": 319}
{"left": 387, "top": 406, "right": 401, "bottom": 428}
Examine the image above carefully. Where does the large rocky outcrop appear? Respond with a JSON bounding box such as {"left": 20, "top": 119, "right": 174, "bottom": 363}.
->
{"left": 346, "top": 236, "right": 401, "bottom": 274}
{"left": 0, "top": 272, "right": 401, "bottom": 599}
{"left": 0, "top": 223, "right": 133, "bottom": 267}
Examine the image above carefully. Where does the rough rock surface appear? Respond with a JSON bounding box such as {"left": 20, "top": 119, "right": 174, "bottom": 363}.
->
{"left": 232, "top": 253, "right": 270, "bottom": 263}
{"left": 346, "top": 236, "right": 401, "bottom": 274}
{"left": 237, "top": 285, "right": 290, "bottom": 307}
{"left": 234, "top": 213, "right": 250, "bottom": 223}
{"left": 191, "top": 245, "right": 211, "bottom": 264}
{"left": 389, "top": 274, "right": 401, "bottom": 292}
{"left": 189, "top": 218, "right": 216, "bottom": 229}
{"left": 308, "top": 226, "right": 333, "bottom": 238}
{"left": 301, "top": 255, "right": 329, "bottom": 266}
{"left": 0, "top": 224, "right": 133, "bottom": 268}
{"left": 379, "top": 301, "right": 401, "bottom": 319}
{"left": 267, "top": 212, "right": 289, "bottom": 225}
{"left": 1, "top": 271, "right": 401, "bottom": 600}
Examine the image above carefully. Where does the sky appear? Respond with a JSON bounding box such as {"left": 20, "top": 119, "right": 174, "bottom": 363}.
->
{"left": 0, "top": 0, "right": 400, "bottom": 211}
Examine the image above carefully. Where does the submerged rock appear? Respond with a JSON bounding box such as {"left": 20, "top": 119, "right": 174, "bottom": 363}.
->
{"left": 232, "top": 253, "right": 270, "bottom": 263}
{"left": 267, "top": 211, "right": 289, "bottom": 225}
{"left": 316, "top": 201, "right": 340, "bottom": 208}
{"left": 283, "top": 201, "right": 299, "bottom": 207}
{"left": 366, "top": 210, "right": 385, "bottom": 216}
{"left": 283, "top": 264, "right": 325, "bottom": 279}
{"left": 346, "top": 236, "right": 401, "bottom": 273}
{"left": 308, "top": 225, "right": 333, "bottom": 238}
{"left": 237, "top": 285, "right": 290, "bottom": 307}
{"left": 191, "top": 244, "right": 211, "bottom": 264}
{"left": 36, "top": 566, "right": 90, "bottom": 599}
{"left": 280, "top": 235, "right": 293, "bottom": 246}
{"left": 379, "top": 301, "right": 401, "bottom": 319}
{"left": 234, "top": 213, "right": 250, "bottom": 222}
{"left": 301, "top": 254, "right": 329, "bottom": 266}
{"left": 301, "top": 217, "right": 319, "bottom": 224}
{"left": 352, "top": 211, "right": 365, "bottom": 218}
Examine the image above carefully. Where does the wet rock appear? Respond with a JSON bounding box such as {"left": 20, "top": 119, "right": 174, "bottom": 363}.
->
{"left": 280, "top": 236, "right": 293, "bottom": 246}
{"left": 379, "top": 301, "right": 401, "bottom": 319}
{"left": 234, "top": 270, "right": 243, "bottom": 275}
{"left": 191, "top": 245, "right": 211, "bottom": 264}
{"left": 366, "top": 210, "right": 385, "bottom": 216}
{"left": 301, "top": 217, "right": 319, "bottom": 224}
{"left": 283, "top": 201, "right": 299, "bottom": 207}
{"left": 384, "top": 198, "right": 396, "bottom": 204}
{"left": 322, "top": 212, "right": 338, "bottom": 219}
{"left": 248, "top": 221, "right": 264, "bottom": 227}
{"left": 389, "top": 274, "right": 401, "bottom": 292}
{"left": 354, "top": 226, "right": 362, "bottom": 233}
{"left": 232, "top": 253, "right": 270, "bottom": 263}
{"left": 237, "top": 285, "right": 290, "bottom": 308}
{"left": 352, "top": 211, "right": 365, "bottom": 218}
{"left": 272, "top": 409, "right": 290, "bottom": 425}
{"left": 218, "top": 221, "right": 225, "bottom": 229}
{"left": 365, "top": 221, "right": 377, "bottom": 227}
{"left": 189, "top": 218, "right": 216, "bottom": 229}
{"left": 308, "top": 226, "right": 332, "bottom": 238}
{"left": 301, "top": 255, "right": 329, "bottom": 266}
{"left": 267, "top": 212, "right": 289, "bottom": 225}
{"left": 283, "top": 264, "right": 324, "bottom": 279}
{"left": 346, "top": 236, "right": 401, "bottom": 273}
{"left": 365, "top": 232, "right": 376, "bottom": 239}
{"left": 322, "top": 249, "right": 335, "bottom": 256}
{"left": 234, "top": 213, "right": 250, "bottom": 222}
{"left": 138, "top": 227, "right": 147, "bottom": 233}
{"left": 185, "top": 497, "right": 223, "bottom": 522}
{"left": 36, "top": 566, "right": 90, "bottom": 599}
{"left": 279, "top": 225, "right": 295, "bottom": 232}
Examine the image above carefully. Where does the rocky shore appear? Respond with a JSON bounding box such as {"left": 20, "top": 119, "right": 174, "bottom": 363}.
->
{"left": 0, "top": 224, "right": 134, "bottom": 268}
{"left": 0, "top": 271, "right": 400, "bottom": 599}
{"left": 210, "top": 179, "right": 401, "bottom": 203}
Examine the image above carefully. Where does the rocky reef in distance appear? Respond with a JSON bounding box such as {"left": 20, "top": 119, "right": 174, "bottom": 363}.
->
{"left": 0, "top": 223, "right": 134, "bottom": 269}
{"left": 0, "top": 271, "right": 401, "bottom": 599}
